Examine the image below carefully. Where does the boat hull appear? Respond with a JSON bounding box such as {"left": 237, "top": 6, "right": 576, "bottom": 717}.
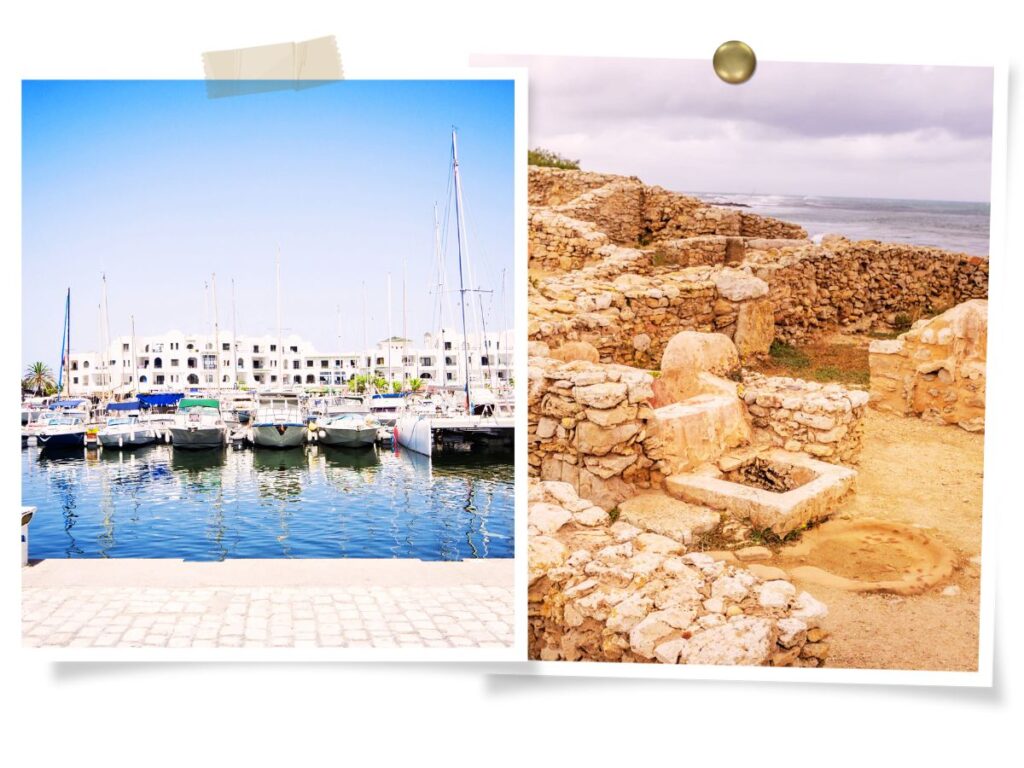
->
{"left": 251, "top": 423, "right": 306, "bottom": 448}
{"left": 36, "top": 430, "right": 86, "bottom": 450}
{"left": 98, "top": 429, "right": 158, "bottom": 449}
{"left": 319, "top": 425, "right": 378, "bottom": 448}
{"left": 394, "top": 414, "right": 433, "bottom": 456}
{"left": 168, "top": 426, "right": 226, "bottom": 450}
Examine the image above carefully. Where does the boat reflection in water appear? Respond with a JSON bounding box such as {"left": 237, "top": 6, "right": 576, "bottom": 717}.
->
{"left": 21, "top": 442, "right": 513, "bottom": 562}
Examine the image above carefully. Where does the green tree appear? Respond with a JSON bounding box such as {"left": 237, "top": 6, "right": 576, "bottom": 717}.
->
{"left": 23, "top": 362, "right": 56, "bottom": 396}
{"left": 373, "top": 376, "right": 388, "bottom": 393}
{"left": 392, "top": 380, "right": 403, "bottom": 394}
{"left": 528, "top": 147, "right": 580, "bottom": 170}
{"left": 408, "top": 377, "right": 423, "bottom": 392}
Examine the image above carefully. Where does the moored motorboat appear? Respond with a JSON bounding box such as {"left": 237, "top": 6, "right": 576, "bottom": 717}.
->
{"left": 318, "top": 412, "right": 379, "bottom": 448}
{"left": 168, "top": 398, "right": 227, "bottom": 449}
{"left": 98, "top": 400, "right": 158, "bottom": 449}
{"left": 36, "top": 412, "right": 88, "bottom": 451}
{"left": 251, "top": 393, "right": 306, "bottom": 448}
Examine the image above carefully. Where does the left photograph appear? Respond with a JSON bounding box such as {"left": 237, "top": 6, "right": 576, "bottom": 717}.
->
{"left": 20, "top": 78, "right": 519, "bottom": 654}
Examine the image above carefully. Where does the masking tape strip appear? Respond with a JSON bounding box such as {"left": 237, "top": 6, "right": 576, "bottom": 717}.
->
{"left": 202, "top": 35, "right": 344, "bottom": 98}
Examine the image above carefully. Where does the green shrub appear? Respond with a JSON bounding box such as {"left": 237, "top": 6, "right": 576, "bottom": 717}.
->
{"left": 528, "top": 148, "right": 580, "bottom": 170}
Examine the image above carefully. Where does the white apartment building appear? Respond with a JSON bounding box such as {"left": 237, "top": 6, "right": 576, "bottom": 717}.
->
{"left": 63, "top": 327, "right": 513, "bottom": 396}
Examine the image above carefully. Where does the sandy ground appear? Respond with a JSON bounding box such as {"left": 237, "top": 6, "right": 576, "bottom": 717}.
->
{"left": 790, "top": 409, "right": 984, "bottom": 671}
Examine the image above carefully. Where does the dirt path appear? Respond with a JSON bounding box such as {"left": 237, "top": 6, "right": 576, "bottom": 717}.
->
{"left": 790, "top": 409, "right": 984, "bottom": 671}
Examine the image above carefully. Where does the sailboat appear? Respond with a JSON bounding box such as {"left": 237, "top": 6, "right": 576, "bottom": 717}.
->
{"left": 394, "top": 130, "right": 514, "bottom": 456}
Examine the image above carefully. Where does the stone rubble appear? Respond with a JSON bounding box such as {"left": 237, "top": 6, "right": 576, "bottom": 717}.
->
{"left": 529, "top": 479, "right": 831, "bottom": 666}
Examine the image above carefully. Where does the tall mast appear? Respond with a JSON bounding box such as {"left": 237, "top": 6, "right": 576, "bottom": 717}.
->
{"left": 131, "top": 314, "right": 139, "bottom": 394}
{"left": 97, "top": 303, "right": 104, "bottom": 395}
{"left": 59, "top": 288, "right": 70, "bottom": 397}
{"left": 402, "top": 257, "right": 408, "bottom": 385}
{"left": 386, "top": 272, "right": 393, "bottom": 390}
{"left": 434, "top": 203, "right": 446, "bottom": 388}
{"left": 362, "top": 281, "right": 368, "bottom": 384}
{"left": 211, "top": 273, "right": 221, "bottom": 391}
{"left": 451, "top": 129, "right": 472, "bottom": 412}
{"left": 276, "top": 246, "right": 282, "bottom": 388}
{"left": 231, "top": 277, "right": 238, "bottom": 388}
{"left": 102, "top": 273, "right": 117, "bottom": 394}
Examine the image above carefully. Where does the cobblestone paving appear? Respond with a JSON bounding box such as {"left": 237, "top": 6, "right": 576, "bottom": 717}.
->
{"left": 22, "top": 584, "right": 514, "bottom": 648}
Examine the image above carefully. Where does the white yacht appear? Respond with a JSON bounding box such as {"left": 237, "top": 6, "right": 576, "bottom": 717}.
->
{"left": 317, "top": 412, "right": 379, "bottom": 448}
{"left": 168, "top": 398, "right": 227, "bottom": 450}
{"left": 368, "top": 393, "right": 406, "bottom": 427}
{"left": 251, "top": 392, "right": 307, "bottom": 448}
{"left": 98, "top": 400, "right": 158, "bottom": 449}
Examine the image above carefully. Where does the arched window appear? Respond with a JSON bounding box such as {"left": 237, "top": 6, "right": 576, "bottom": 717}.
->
{"left": 187, "top": 358, "right": 197, "bottom": 369}
{"left": 305, "top": 374, "right": 315, "bottom": 384}
{"left": 237, "top": 358, "right": 244, "bottom": 368}
{"left": 187, "top": 373, "right": 199, "bottom": 385}
{"left": 293, "top": 375, "right": 302, "bottom": 384}
{"left": 83, "top": 361, "right": 90, "bottom": 368}
{"left": 421, "top": 372, "right": 432, "bottom": 379}
{"left": 139, "top": 375, "right": 148, "bottom": 384}
{"left": 153, "top": 357, "right": 163, "bottom": 369}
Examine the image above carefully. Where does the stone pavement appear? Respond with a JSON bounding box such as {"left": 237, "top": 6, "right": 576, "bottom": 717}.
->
{"left": 22, "top": 558, "right": 514, "bottom": 649}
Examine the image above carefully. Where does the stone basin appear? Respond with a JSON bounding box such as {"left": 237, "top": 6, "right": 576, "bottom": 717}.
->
{"left": 652, "top": 393, "right": 751, "bottom": 475}
{"left": 665, "top": 449, "right": 856, "bottom": 536}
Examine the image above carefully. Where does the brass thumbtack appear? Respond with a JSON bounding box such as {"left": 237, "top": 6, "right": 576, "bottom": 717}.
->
{"left": 713, "top": 41, "right": 756, "bottom": 85}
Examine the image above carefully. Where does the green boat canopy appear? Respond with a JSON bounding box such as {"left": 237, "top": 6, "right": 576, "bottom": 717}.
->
{"left": 178, "top": 398, "right": 220, "bottom": 409}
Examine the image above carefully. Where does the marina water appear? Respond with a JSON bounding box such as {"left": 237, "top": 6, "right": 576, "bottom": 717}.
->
{"left": 22, "top": 444, "right": 513, "bottom": 561}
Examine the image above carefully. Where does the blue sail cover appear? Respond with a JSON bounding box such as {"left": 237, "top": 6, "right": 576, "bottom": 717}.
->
{"left": 49, "top": 399, "right": 85, "bottom": 409}
{"left": 137, "top": 393, "right": 184, "bottom": 407}
{"left": 107, "top": 400, "right": 142, "bottom": 411}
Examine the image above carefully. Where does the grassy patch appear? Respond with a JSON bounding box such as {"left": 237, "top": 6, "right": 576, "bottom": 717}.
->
{"left": 528, "top": 148, "right": 580, "bottom": 170}
{"left": 769, "top": 340, "right": 811, "bottom": 370}
{"left": 608, "top": 506, "right": 620, "bottom": 523}
{"left": 758, "top": 339, "right": 870, "bottom": 386}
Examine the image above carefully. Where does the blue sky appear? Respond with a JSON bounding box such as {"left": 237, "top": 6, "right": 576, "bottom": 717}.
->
{"left": 22, "top": 79, "right": 515, "bottom": 370}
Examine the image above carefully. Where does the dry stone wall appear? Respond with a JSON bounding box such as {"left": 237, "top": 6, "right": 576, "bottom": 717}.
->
{"left": 741, "top": 373, "right": 869, "bottom": 464}
{"left": 529, "top": 167, "right": 989, "bottom": 358}
{"left": 869, "top": 300, "right": 987, "bottom": 432}
{"left": 528, "top": 356, "right": 659, "bottom": 510}
{"left": 747, "top": 236, "right": 989, "bottom": 343}
{"left": 530, "top": 264, "right": 775, "bottom": 368}
{"left": 529, "top": 479, "right": 832, "bottom": 666}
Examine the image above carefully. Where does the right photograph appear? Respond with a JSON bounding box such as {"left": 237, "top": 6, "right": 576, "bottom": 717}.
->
{"left": 518, "top": 56, "right": 993, "bottom": 671}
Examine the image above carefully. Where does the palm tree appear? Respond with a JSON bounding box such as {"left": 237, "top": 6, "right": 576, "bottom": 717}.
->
{"left": 23, "top": 362, "right": 56, "bottom": 396}
{"left": 391, "top": 380, "right": 403, "bottom": 394}
{"left": 408, "top": 377, "right": 423, "bottom": 392}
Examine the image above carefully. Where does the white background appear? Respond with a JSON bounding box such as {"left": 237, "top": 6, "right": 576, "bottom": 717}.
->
{"left": 2, "top": 0, "right": 1020, "bottom": 764}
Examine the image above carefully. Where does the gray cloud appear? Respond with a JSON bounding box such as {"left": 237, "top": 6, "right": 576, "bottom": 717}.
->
{"left": 475, "top": 55, "right": 994, "bottom": 200}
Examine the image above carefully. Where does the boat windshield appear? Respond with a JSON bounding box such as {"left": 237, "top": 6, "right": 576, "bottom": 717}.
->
{"left": 106, "top": 416, "right": 137, "bottom": 426}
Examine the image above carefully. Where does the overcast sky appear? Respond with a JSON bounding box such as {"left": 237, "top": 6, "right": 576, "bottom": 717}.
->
{"left": 478, "top": 55, "right": 993, "bottom": 201}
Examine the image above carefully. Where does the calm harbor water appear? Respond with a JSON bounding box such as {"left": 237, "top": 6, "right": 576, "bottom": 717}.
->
{"left": 21, "top": 444, "right": 513, "bottom": 561}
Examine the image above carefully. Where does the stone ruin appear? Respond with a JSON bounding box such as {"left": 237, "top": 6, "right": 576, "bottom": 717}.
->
{"left": 529, "top": 331, "right": 863, "bottom": 531}
{"left": 869, "top": 299, "right": 987, "bottom": 432}
{"left": 529, "top": 167, "right": 989, "bottom": 367}
{"left": 527, "top": 166, "right": 990, "bottom": 666}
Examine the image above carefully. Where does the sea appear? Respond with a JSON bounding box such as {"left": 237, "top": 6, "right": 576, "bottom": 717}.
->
{"left": 22, "top": 444, "right": 513, "bottom": 561}
{"left": 696, "top": 193, "right": 991, "bottom": 257}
